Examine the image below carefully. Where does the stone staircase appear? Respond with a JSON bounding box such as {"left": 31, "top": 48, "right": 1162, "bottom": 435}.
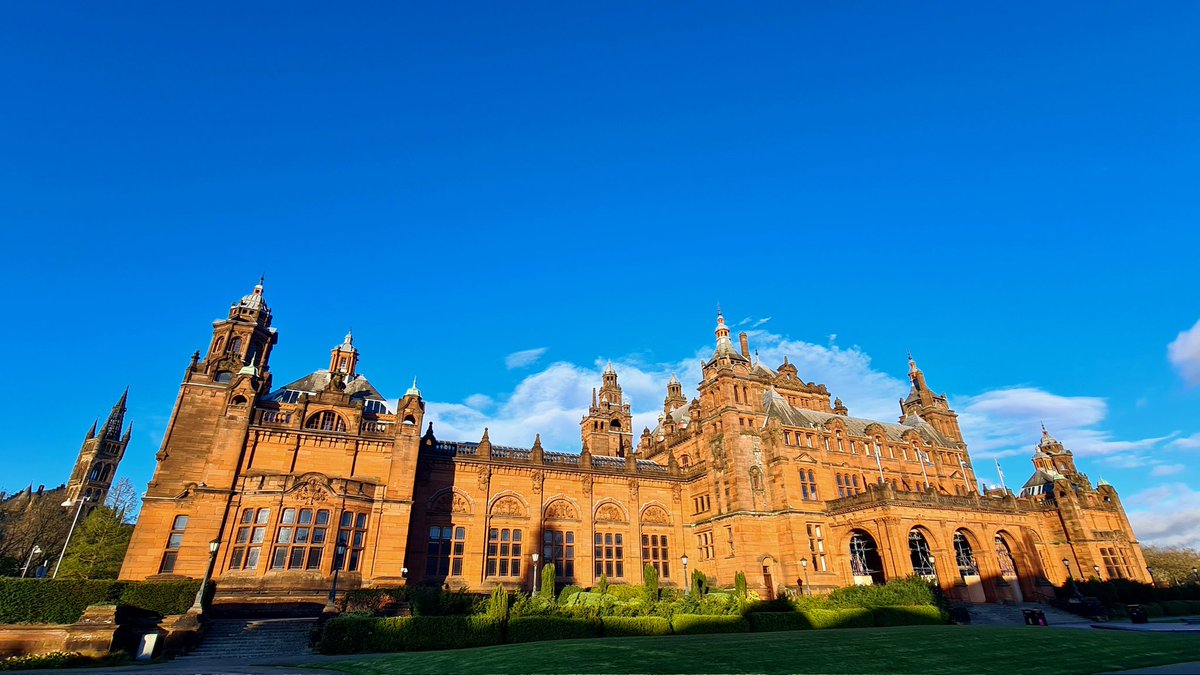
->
{"left": 177, "top": 617, "right": 317, "bottom": 664}
{"left": 964, "top": 602, "right": 1091, "bottom": 626}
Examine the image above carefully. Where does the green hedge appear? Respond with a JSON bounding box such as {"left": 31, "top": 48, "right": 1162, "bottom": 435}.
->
{"left": 605, "top": 585, "right": 645, "bottom": 602}
{"left": 1187, "top": 600, "right": 1200, "bottom": 614}
{"left": 0, "top": 579, "right": 203, "bottom": 625}
{"left": 1161, "top": 600, "right": 1191, "bottom": 616}
{"left": 507, "top": 616, "right": 599, "bottom": 643}
{"left": 826, "top": 577, "right": 939, "bottom": 609}
{"left": 871, "top": 605, "right": 946, "bottom": 627}
{"left": 747, "top": 612, "right": 812, "bottom": 632}
{"left": 600, "top": 616, "right": 672, "bottom": 637}
{"left": 801, "top": 608, "right": 874, "bottom": 629}
{"left": 1142, "top": 603, "right": 1165, "bottom": 618}
{"left": 671, "top": 614, "right": 749, "bottom": 634}
{"left": 318, "top": 615, "right": 503, "bottom": 654}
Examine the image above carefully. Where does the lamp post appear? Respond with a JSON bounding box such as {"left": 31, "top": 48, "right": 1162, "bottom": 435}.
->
{"left": 800, "top": 558, "right": 810, "bottom": 597}
{"left": 1192, "top": 567, "right": 1198, "bottom": 584}
{"left": 189, "top": 540, "right": 220, "bottom": 614}
{"left": 681, "top": 555, "right": 689, "bottom": 595}
{"left": 1093, "top": 564, "right": 1101, "bottom": 581}
{"left": 927, "top": 553, "right": 937, "bottom": 582}
{"left": 325, "top": 543, "right": 347, "bottom": 614}
{"left": 1062, "top": 558, "right": 1073, "bottom": 582}
{"left": 531, "top": 552, "right": 540, "bottom": 597}
{"left": 53, "top": 498, "right": 87, "bottom": 578}
{"left": 1146, "top": 566, "right": 1155, "bottom": 587}
{"left": 21, "top": 545, "right": 42, "bottom": 578}
{"left": 401, "top": 567, "right": 408, "bottom": 583}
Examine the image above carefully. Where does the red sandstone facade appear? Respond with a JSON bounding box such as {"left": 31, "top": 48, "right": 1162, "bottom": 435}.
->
{"left": 118, "top": 283, "right": 1148, "bottom": 603}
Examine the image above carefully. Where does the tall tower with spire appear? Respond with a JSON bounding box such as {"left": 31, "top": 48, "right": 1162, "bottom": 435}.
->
{"left": 581, "top": 361, "right": 634, "bottom": 457}
{"left": 64, "top": 390, "right": 132, "bottom": 512}
{"left": 899, "top": 354, "right": 964, "bottom": 443}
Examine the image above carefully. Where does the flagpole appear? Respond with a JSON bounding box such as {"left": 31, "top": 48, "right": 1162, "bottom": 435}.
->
{"left": 995, "top": 458, "right": 1007, "bottom": 492}
{"left": 920, "top": 451, "right": 930, "bottom": 490}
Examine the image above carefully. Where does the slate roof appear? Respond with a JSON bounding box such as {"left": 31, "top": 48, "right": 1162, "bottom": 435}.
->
{"left": 763, "top": 388, "right": 955, "bottom": 447}
{"left": 265, "top": 370, "right": 394, "bottom": 415}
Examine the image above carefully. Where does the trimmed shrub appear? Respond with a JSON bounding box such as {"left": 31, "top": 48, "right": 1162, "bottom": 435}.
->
{"left": 596, "top": 574, "right": 609, "bottom": 596}
{"left": 671, "top": 613, "right": 748, "bottom": 634}
{"left": 557, "top": 585, "right": 583, "bottom": 605}
{"left": 507, "top": 616, "right": 598, "bottom": 643}
{"left": 1187, "top": 600, "right": 1200, "bottom": 614}
{"left": 0, "top": 579, "right": 120, "bottom": 624}
{"left": 734, "top": 571, "right": 747, "bottom": 600}
{"left": 643, "top": 564, "right": 659, "bottom": 602}
{"left": 117, "top": 581, "right": 202, "bottom": 616}
{"left": 600, "top": 616, "right": 672, "bottom": 637}
{"left": 539, "top": 563, "right": 556, "bottom": 600}
{"left": 872, "top": 605, "right": 946, "bottom": 627}
{"left": 607, "top": 585, "right": 644, "bottom": 602}
{"left": 405, "top": 587, "right": 484, "bottom": 616}
{"left": 318, "top": 615, "right": 503, "bottom": 654}
{"left": 1161, "top": 600, "right": 1190, "bottom": 616}
{"left": 743, "top": 598, "right": 796, "bottom": 613}
{"left": 317, "top": 613, "right": 378, "bottom": 654}
{"left": 486, "top": 585, "right": 509, "bottom": 621}
{"left": 0, "top": 650, "right": 127, "bottom": 671}
{"left": 690, "top": 570, "right": 709, "bottom": 597}
{"left": 747, "top": 612, "right": 812, "bottom": 633}
{"left": 826, "top": 577, "right": 938, "bottom": 609}
{"left": 341, "top": 588, "right": 405, "bottom": 615}
{"left": 801, "top": 608, "right": 874, "bottom": 629}
{"left": 1141, "top": 603, "right": 1165, "bottom": 618}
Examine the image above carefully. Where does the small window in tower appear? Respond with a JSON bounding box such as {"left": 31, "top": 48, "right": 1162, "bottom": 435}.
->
{"left": 402, "top": 414, "right": 416, "bottom": 425}
{"left": 610, "top": 419, "right": 621, "bottom": 430}
{"left": 231, "top": 395, "right": 248, "bottom": 406}
{"left": 229, "top": 337, "right": 243, "bottom": 355}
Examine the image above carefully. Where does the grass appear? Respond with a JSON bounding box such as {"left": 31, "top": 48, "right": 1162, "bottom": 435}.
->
{"left": 307, "top": 625, "right": 1200, "bottom": 674}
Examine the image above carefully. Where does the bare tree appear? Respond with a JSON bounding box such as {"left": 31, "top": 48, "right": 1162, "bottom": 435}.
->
{"left": 1143, "top": 545, "right": 1200, "bottom": 585}
{"left": 106, "top": 478, "right": 140, "bottom": 524}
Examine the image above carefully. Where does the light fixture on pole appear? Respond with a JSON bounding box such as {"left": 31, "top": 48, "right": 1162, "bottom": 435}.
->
{"left": 531, "top": 552, "right": 540, "bottom": 597}
{"left": 53, "top": 498, "right": 87, "bottom": 578}
{"left": 1192, "top": 566, "right": 1198, "bottom": 583}
{"left": 1062, "top": 558, "right": 1072, "bottom": 581}
{"left": 927, "top": 553, "right": 937, "bottom": 582}
{"left": 1093, "top": 564, "right": 1101, "bottom": 580}
{"left": 325, "top": 543, "right": 348, "bottom": 614}
{"left": 681, "top": 555, "right": 689, "bottom": 595}
{"left": 21, "top": 545, "right": 42, "bottom": 578}
{"left": 401, "top": 567, "right": 408, "bottom": 581}
{"left": 799, "top": 558, "right": 810, "bottom": 597}
{"left": 1146, "top": 566, "right": 1155, "bottom": 586}
{"left": 189, "top": 540, "right": 220, "bottom": 614}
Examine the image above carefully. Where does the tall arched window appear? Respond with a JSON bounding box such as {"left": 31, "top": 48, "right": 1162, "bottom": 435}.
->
{"left": 849, "top": 530, "right": 885, "bottom": 584}
{"left": 909, "top": 529, "right": 936, "bottom": 578}
{"left": 304, "top": 411, "right": 346, "bottom": 432}
{"left": 229, "top": 337, "right": 243, "bottom": 355}
{"left": 994, "top": 534, "right": 1017, "bottom": 578}
{"left": 953, "top": 531, "right": 979, "bottom": 579}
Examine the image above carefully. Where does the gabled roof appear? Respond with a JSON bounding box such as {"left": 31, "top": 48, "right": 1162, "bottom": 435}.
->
{"left": 763, "top": 388, "right": 953, "bottom": 447}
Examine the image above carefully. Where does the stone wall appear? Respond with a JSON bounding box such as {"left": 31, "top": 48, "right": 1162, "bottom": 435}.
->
{"left": 0, "top": 605, "right": 117, "bottom": 658}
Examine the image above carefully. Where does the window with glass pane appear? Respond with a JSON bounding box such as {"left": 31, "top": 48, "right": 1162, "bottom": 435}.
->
{"left": 271, "top": 508, "right": 328, "bottom": 570}
{"left": 543, "top": 529, "right": 574, "bottom": 578}
{"left": 641, "top": 533, "right": 670, "bottom": 577}
{"left": 158, "top": 514, "right": 188, "bottom": 573}
{"left": 335, "top": 511, "right": 368, "bottom": 571}
{"left": 229, "top": 508, "right": 270, "bottom": 570}
{"left": 426, "top": 525, "right": 466, "bottom": 577}
{"left": 486, "top": 528, "right": 523, "bottom": 578}
{"left": 799, "top": 470, "right": 818, "bottom": 500}
{"left": 594, "top": 532, "right": 624, "bottom": 578}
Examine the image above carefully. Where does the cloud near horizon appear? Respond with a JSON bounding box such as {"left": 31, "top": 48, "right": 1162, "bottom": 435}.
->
{"left": 504, "top": 347, "right": 548, "bottom": 370}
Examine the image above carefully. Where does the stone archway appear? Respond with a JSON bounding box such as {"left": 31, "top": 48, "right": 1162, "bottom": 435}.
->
{"left": 849, "top": 529, "right": 885, "bottom": 586}
{"left": 994, "top": 531, "right": 1024, "bottom": 603}
{"left": 908, "top": 528, "right": 937, "bottom": 583}
{"left": 953, "top": 529, "right": 986, "bottom": 603}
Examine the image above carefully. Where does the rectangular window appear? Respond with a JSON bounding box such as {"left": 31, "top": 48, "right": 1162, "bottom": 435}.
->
{"left": 696, "top": 531, "right": 714, "bottom": 560}
{"left": 426, "top": 526, "right": 466, "bottom": 577}
{"left": 230, "top": 508, "right": 269, "bottom": 570}
{"left": 486, "top": 528, "right": 523, "bottom": 578}
{"left": 335, "top": 511, "right": 368, "bottom": 571}
{"left": 725, "top": 526, "right": 735, "bottom": 555}
{"left": 594, "top": 532, "right": 624, "bottom": 578}
{"left": 799, "top": 469, "right": 818, "bottom": 501}
{"left": 159, "top": 514, "right": 189, "bottom": 574}
{"left": 692, "top": 494, "right": 711, "bottom": 514}
{"left": 641, "top": 533, "right": 670, "bottom": 577}
{"left": 543, "top": 529, "right": 575, "bottom": 578}
{"left": 806, "top": 523, "right": 827, "bottom": 572}
{"left": 270, "top": 508, "right": 329, "bottom": 570}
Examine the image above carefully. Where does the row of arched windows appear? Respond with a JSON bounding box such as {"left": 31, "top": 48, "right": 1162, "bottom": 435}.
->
{"left": 849, "top": 527, "right": 1024, "bottom": 588}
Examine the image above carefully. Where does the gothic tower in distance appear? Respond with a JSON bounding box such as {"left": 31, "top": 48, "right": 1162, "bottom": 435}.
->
{"left": 64, "top": 389, "right": 132, "bottom": 512}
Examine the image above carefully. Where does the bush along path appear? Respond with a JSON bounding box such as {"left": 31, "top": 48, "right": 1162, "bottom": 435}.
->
{"left": 316, "top": 572, "right": 951, "bottom": 654}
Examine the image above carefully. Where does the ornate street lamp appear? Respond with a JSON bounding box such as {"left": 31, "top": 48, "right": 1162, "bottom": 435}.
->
{"left": 799, "top": 558, "right": 810, "bottom": 597}
{"left": 681, "top": 555, "right": 689, "bottom": 595}
{"left": 1062, "top": 558, "right": 1072, "bottom": 581}
{"left": 531, "top": 552, "right": 540, "bottom": 597}
{"left": 325, "top": 543, "right": 347, "bottom": 614}
{"left": 1093, "top": 564, "right": 1101, "bottom": 581}
{"left": 190, "top": 540, "right": 220, "bottom": 613}
{"left": 1146, "top": 566, "right": 1155, "bottom": 587}
{"left": 21, "top": 545, "right": 42, "bottom": 578}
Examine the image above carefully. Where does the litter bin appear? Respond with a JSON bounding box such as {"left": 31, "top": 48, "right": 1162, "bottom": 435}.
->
{"left": 1023, "top": 609, "right": 1047, "bottom": 626}
{"left": 1128, "top": 605, "right": 1148, "bottom": 624}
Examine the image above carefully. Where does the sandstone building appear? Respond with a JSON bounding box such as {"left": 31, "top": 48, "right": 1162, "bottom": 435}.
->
{"left": 118, "top": 283, "right": 1148, "bottom": 603}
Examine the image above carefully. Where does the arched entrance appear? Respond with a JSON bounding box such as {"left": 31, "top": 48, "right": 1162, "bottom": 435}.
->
{"left": 849, "top": 530, "right": 885, "bottom": 585}
{"left": 761, "top": 556, "right": 777, "bottom": 599}
{"left": 994, "top": 532, "right": 1023, "bottom": 603}
{"left": 953, "top": 530, "right": 986, "bottom": 603}
{"left": 908, "top": 528, "right": 937, "bottom": 582}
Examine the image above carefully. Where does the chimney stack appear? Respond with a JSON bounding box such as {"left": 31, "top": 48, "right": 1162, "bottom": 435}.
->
{"left": 739, "top": 332, "right": 750, "bottom": 359}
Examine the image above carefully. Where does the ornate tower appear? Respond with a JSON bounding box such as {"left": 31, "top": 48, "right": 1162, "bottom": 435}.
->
{"left": 329, "top": 331, "right": 359, "bottom": 375}
{"left": 1031, "top": 425, "right": 1080, "bottom": 477}
{"left": 581, "top": 362, "right": 633, "bottom": 457}
{"left": 64, "top": 390, "right": 132, "bottom": 512}
{"left": 899, "top": 354, "right": 963, "bottom": 443}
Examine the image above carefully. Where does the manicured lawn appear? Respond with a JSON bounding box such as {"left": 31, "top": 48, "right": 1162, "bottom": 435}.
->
{"left": 309, "top": 625, "right": 1200, "bottom": 674}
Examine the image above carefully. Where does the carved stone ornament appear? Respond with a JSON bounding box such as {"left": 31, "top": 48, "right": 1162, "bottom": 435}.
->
{"left": 595, "top": 502, "right": 626, "bottom": 523}
{"left": 628, "top": 478, "right": 639, "bottom": 500}
{"left": 531, "top": 470, "right": 545, "bottom": 494}
{"left": 431, "top": 491, "right": 471, "bottom": 514}
{"left": 582, "top": 475, "right": 593, "bottom": 498}
{"left": 293, "top": 477, "right": 330, "bottom": 505}
{"left": 477, "top": 467, "right": 491, "bottom": 491}
{"left": 543, "top": 499, "right": 578, "bottom": 520}
{"left": 672, "top": 484, "right": 682, "bottom": 503}
{"left": 641, "top": 505, "right": 670, "bottom": 525}
{"left": 491, "top": 495, "right": 526, "bottom": 517}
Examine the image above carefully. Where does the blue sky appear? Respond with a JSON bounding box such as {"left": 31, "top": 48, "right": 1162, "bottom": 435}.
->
{"left": 2, "top": 3, "right": 1198, "bottom": 546}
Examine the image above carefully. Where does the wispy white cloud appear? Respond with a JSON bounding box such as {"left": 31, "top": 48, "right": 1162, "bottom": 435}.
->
{"left": 1150, "top": 464, "right": 1185, "bottom": 477}
{"left": 463, "top": 394, "right": 494, "bottom": 410}
{"left": 505, "top": 347, "right": 548, "bottom": 370}
{"left": 1168, "top": 318, "right": 1200, "bottom": 386}
{"left": 1127, "top": 482, "right": 1200, "bottom": 549}
{"left": 1169, "top": 432, "right": 1200, "bottom": 450}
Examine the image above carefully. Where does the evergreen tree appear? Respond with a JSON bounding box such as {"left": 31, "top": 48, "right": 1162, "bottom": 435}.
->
{"left": 734, "top": 571, "right": 747, "bottom": 599}
{"left": 539, "top": 562, "right": 556, "bottom": 599}
{"left": 643, "top": 563, "right": 659, "bottom": 601}
{"left": 56, "top": 505, "right": 132, "bottom": 579}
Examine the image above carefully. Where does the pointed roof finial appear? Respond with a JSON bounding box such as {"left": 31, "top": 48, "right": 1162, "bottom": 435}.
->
{"left": 669, "top": 372, "right": 680, "bottom": 385}
{"left": 258, "top": 273, "right": 265, "bottom": 287}
{"left": 406, "top": 377, "right": 421, "bottom": 397}
{"left": 481, "top": 427, "right": 490, "bottom": 442}
{"left": 532, "top": 433, "right": 543, "bottom": 449}
{"left": 85, "top": 418, "right": 98, "bottom": 440}
{"left": 344, "top": 329, "right": 353, "bottom": 345}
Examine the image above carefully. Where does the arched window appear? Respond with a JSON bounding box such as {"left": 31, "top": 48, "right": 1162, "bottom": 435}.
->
{"left": 994, "top": 534, "right": 1018, "bottom": 578}
{"left": 954, "top": 531, "right": 979, "bottom": 579}
{"left": 680, "top": 454, "right": 691, "bottom": 467}
{"left": 610, "top": 419, "right": 621, "bottom": 430}
{"left": 909, "top": 529, "right": 936, "bottom": 578}
{"left": 229, "top": 337, "right": 243, "bottom": 355}
{"left": 213, "top": 336, "right": 225, "bottom": 353}
{"left": 231, "top": 395, "right": 248, "bottom": 406}
{"left": 304, "top": 411, "right": 346, "bottom": 432}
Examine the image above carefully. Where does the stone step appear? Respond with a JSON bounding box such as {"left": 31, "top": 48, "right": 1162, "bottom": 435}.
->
{"left": 178, "top": 618, "right": 316, "bottom": 662}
